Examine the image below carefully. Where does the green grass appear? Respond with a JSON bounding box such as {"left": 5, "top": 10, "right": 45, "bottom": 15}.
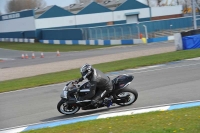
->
{"left": 0, "top": 42, "right": 110, "bottom": 52}
{"left": 0, "top": 48, "right": 200, "bottom": 93}
{"left": 23, "top": 106, "right": 200, "bottom": 133}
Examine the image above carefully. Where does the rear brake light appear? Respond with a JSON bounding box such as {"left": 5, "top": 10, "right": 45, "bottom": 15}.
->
{"left": 120, "top": 84, "right": 125, "bottom": 87}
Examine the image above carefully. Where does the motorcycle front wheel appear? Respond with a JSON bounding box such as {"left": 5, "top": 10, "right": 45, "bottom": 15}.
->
{"left": 57, "top": 99, "right": 80, "bottom": 115}
{"left": 116, "top": 87, "right": 138, "bottom": 106}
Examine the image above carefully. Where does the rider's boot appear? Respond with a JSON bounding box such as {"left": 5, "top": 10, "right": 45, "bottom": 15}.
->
{"left": 104, "top": 96, "right": 113, "bottom": 108}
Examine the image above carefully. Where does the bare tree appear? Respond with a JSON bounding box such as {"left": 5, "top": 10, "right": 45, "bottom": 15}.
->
{"left": 145, "top": 0, "right": 199, "bottom": 7}
{"left": 147, "top": 0, "right": 159, "bottom": 7}
{"left": 146, "top": 0, "right": 150, "bottom": 6}
{"left": 6, "top": 0, "right": 46, "bottom": 13}
{"left": 185, "top": 0, "right": 191, "bottom": 8}
{"left": 196, "top": 0, "right": 200, "bottom": 5}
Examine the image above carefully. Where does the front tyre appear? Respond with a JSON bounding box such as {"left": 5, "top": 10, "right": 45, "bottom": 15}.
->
{"left": 57, "top": 99, "right": 80, "bottom": 115}
{"left": 116, "top": 87, "right": 138, "bottom": 106}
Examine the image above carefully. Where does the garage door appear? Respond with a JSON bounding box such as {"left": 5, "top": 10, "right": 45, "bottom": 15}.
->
{"left": 126, "top": 15, "right": 138, "bottom": 24}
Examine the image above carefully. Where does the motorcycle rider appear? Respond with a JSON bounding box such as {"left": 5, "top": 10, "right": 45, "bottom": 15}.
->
{"left": 76, "top": 64, "right": 113, "bottom": 107}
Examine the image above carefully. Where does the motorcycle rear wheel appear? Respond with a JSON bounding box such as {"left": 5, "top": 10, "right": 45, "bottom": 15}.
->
{"left": 57, "top": 99, "right": 80, "bottom": 115}
{"left": 116, "top": 87, "right": 138, "bottom": 106}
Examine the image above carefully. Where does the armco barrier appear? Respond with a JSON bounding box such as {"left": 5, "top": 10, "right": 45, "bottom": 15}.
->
{"left": 0, "top": 38, "right": 35, "bottom": 43}
{"left": 40, "top": 39, "right": 144, "bottom": 45}
{"left": 0, "top": 36, "right": 174, "bottom": 45}
{"left": 39, "top": 36, "right": 174, "bottom": 45}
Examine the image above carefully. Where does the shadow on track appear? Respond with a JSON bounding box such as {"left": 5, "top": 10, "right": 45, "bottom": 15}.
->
{"left": 41, "top": 105, "right": 124, "bottom": 122}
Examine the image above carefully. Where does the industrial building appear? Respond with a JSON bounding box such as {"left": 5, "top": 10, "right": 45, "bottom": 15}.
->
{"left": 0, "top": 0, "right": 188, "bottom": 41}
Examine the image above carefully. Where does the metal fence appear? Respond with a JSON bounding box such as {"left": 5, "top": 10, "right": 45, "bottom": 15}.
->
{"left": 81, "top": 16, "right": 200, "bottom": 40}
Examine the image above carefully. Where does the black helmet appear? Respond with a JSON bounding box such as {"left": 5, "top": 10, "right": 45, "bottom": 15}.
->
{"left": 80, "top": 64, "right": 93, "bottom": 79}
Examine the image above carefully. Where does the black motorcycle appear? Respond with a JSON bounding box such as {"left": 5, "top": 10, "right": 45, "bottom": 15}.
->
{"left": 57, "top": 74, "right": 138, "bottom": 115}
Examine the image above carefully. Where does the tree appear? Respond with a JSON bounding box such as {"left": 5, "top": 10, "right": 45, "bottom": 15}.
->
{"left": 145, "top": 0, "right": 200, "bottom": 7}
{"left": 0, "top": 11, "right": 2, "bottom": 15}
{"left": 6, "top": 0, "right": 46, "bottom": 13}
{"left": 146, "top": 0, "right": 157, "bottom": 7}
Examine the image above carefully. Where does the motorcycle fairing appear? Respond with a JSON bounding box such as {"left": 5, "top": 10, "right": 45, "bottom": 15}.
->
{"left": 112, "top": 74, "right": 134, "bottom": 89}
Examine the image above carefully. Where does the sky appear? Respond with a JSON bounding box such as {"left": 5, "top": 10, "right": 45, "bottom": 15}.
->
{"left": 0, "top": 0, "right": 76, "bottom": 14}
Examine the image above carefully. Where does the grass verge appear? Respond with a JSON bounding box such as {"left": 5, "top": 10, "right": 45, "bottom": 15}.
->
{"left": 23, "top": 106, "right": 200, "bottom": 133}
{"left": 0, "top": 48, "right": 200, "bottom": 93}
{"left": 0, "top": 42, "right": 110, "bottom": 52}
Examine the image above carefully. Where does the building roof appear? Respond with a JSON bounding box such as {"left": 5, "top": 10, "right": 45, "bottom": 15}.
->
{"left": 77, "top": 2, "right": 111, "bottom": 15}
{"left": 115, "top": 0, "right": 149, "bottom": 11}
{"left": 63, "top": 0, "right": 126, "bottom": 14}
{"left": 34, "top": 0, "right": 149, "bottom": 17}
{"left": 34, "top": 5, "right": 54, "bottom": 18}
{"left": 99, "top": 0, "right": 127, "bottom": 10}
{"left": 63, "top": 2, "right": 91, "bottom": 14}
{"left": 37, "top": 5, "right": 73, "bottom": 19}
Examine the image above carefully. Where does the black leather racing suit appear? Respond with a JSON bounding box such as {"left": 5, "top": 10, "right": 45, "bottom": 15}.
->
{"left": 78, "top": 68, "right": 113, "bottom": 102}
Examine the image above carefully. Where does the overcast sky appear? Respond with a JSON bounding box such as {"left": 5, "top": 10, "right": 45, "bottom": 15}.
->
{"left": 0, "top": 0, "right": 76, "bottom": 14}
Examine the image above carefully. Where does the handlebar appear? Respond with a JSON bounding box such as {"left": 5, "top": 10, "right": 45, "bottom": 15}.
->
{"left": 71, "top": 81, "right": 81, "bottom": 89}
{"left": 72, "top": 81, "right": 79, "bottom": 85}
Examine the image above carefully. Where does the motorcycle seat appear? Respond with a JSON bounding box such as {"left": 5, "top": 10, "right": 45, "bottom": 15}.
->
{"left": 112, "top": 75, "right": 134, "bottom": 86}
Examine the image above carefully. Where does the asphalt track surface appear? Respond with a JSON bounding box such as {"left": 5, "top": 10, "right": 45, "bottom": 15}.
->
{"left": 0, "top": 42, "right": 173, "bottom": 69}
{"left": 0, "top": 58, "right": 200, "bottom": 129}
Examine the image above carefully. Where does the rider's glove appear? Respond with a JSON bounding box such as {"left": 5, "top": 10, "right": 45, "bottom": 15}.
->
{"left": 78, "top": 77, "right": 84, "bottom": 82}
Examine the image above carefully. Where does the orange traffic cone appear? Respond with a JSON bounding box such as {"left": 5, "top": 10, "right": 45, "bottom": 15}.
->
{"left": 25, "top": 54, "right": 29, "bottom": 59}
{"left": 21, "top": 54, "right": 25, "bottom": 59}
{"left": 40, "top": 52, "right": 44, "bottom": 58}
{"left": 57, "top": 50, "right": 60, "bottom": 56}
{"left": 32, "top": 53, "right": 35, "bottom": 59}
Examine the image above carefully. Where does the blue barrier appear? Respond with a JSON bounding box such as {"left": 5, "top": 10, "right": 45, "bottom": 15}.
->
{"left": 104, "top": 40, "right": 111, "bottom": 45}
{"left": 39, "top": 36, "right": 174, "bottom": 45}
{"left": 40, "top": 39, "right": 141, "bottom": 45}
{"left": 147, "top": 36, "right": 168, "bottom": 43}
{"left": 121, "top": 39, "right": 134, "bottom": 45}
{"left": 182, "top": 34, "right": 200, "bottom": 50}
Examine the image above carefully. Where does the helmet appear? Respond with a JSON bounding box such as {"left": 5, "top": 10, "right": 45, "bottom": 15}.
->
{"left": 80, "top": 64, "right": 93, "bottom": 79}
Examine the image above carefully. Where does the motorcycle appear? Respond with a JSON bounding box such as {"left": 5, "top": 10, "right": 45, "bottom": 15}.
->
{"left": 57, "top": 74, "right": 138, "bottom": 115}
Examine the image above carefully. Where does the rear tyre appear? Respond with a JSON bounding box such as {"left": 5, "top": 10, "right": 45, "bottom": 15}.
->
{"left": 116, "top": 87, "right": 138, "bottom": 106}
{"left": 57, "top": 99, "right": 80, "bottom": 115}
